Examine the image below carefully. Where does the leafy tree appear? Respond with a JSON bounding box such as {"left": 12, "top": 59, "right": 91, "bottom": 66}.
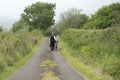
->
{"left": 12, "top": 18, "right": 26, "bottom": 33}
{"left": 83, "top": 3, "right": 120, "bottom": 29}
{"left": 56, "top": 8, "right": 88, "bottom": 32}
{"left": 21, "top": 2, "right": 56, "bottom": 31}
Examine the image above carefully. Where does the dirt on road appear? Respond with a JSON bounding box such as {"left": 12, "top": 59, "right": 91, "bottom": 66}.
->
{"left": 7, "top": 38, "right": 85, "bottom": 80}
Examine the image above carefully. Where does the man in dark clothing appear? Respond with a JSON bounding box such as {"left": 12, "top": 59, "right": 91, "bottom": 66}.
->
{"left": 50, "top": 32, "right": 56, "bottom": 51}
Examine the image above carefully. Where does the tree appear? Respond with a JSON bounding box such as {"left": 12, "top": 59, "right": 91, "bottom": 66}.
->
{"left": 12, "top": 18, "right": 26, "bottom": 33}
{"left": 83, "top": 3, "right": 120, "bottom": 29}
{"left": 21, "top": 2, "right": 56, "bottom": 31}
{"left": 56, "top": 8, "right": 88, "bottom": 32}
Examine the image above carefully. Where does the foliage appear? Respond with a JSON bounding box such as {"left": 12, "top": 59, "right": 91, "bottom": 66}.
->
{"left": 0, "top": 29, "right": 43, "bottom": 73}
{"left": 56, "top": 8, "right": 88, "bottom": 32}
{"left": 83, "top": 3, "right": 120, "bottom": 29}
{"left": 12, "top": 18, "right": 26, "bottom": 33}
{"left": 58, "top": 37, "right": 111, "bottom": 80}
{"left": 60, "top": 27, "right": 120, "bottom": 80}
{"left": 0, "top": 61, "right": 5, "bottom": 72}
{"left": 21, "top": 2, "right": 56, "bottom": 31}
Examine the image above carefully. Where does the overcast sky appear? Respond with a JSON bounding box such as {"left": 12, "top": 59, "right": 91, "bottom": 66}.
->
{"left": 0, "top": 0, "right": 120, "bottom": 27}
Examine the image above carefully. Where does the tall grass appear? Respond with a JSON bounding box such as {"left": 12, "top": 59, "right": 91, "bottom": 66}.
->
{"left": 0, "top": 29, "right": 43, "bottom": 79}
{"left": 60, "top": 27, "right": 120, "bottom": 80}
{"left": 58, "top": 37, "right": 111, "bottom": 80}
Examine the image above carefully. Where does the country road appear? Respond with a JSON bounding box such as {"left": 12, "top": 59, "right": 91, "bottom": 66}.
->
{"left": 7, "top": 38, "right": 85, "bottom": 80}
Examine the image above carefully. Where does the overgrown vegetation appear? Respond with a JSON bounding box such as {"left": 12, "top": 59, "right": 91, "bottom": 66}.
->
{"left": 60, "top": 27, "right": 120, "bottom": 80}
{"left": 56, "top": 3, "right": 120, "bottom": 80}
{"left": 0, "top": 29, "right": 43, "bottom": 79}
{"left": 0, "top": 1, "right": 119, "bottom": 80}
{"left": 12, "top": 18, "right": 27, "bottom": 33}
{"left": 54, "top": 8, "right": 88, "bottom": 32}
{"left": 0, "top": 1, "right": 56, "bottom": 80}
{"left": 83, "top": 3, "right": 120, "bottom": 29}
{"left": 40, "top": 60, "right": 59, "bottom": 80}
{"left": 58, "top": 36, "right": 111, "bottom": 80}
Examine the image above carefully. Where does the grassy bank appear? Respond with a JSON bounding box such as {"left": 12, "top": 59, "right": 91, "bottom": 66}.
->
{"left": 0, "top": 30, "right": 43, "bottom": 80}
{"left": 59, "top": 27, "right": 120, "bottom": 80}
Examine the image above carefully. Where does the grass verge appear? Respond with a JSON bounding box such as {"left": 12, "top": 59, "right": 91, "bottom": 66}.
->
{"left": 58, "top": 36, "right": 112, "bottom": 80}
{"left": 0, "top": 38, "right": 44, "bottom": 80}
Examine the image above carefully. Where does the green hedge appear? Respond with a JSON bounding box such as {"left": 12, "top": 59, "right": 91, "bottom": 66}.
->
{"left": 0, "top": 29, "right": 43, "bottom": 73}
{"left": 61, "top": 27, "right": 120, "bottom": 80}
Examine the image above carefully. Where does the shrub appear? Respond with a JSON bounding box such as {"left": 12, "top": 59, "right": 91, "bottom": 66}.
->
{"left": 0, "top": 61, "right": 5, "bottom": 72}
{"left": 61, "top": 27, "right": 120, "bottom": 79}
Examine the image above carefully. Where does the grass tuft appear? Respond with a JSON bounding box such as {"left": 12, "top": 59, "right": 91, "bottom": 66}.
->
{"left": 41, "top": 70, "right": 60, "bottom": 80}
{"left": 40, "top": 60, "right": 57, "bottom": 69}
{"left": 40, "top": 60, "right": 59, "bottom": 80}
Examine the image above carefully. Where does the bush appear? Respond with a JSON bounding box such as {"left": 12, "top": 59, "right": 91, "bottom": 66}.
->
{"left": 61, "top": 27, "right": 120, "bottom": 80}
{"left": 0, "top": 29, "right": 43, "bottom": 74}
{"left": 6, "top": 57, "right": 14, "bottom": 66}
{"left": 0, "top": 61, "right": 5, "bottom": 72}
{"left": 83, "top": 3, "right": 120, "bottom": 29}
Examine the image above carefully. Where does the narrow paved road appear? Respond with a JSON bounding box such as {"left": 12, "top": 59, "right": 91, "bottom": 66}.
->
{"left": 7, "top": 38, "right": 85, "bottom": 80}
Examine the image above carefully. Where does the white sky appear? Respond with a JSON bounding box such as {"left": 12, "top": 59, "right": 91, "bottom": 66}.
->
{"left": 0, "top": 0, "right": 120, "bottom": 23}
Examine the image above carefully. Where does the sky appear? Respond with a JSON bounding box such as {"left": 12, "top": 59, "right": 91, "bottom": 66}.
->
{"left": 0, "top": 0, "right": 120, "bottom": 28}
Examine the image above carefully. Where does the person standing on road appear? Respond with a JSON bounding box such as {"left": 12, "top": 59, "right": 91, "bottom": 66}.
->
{"left": 50, "top": 32, "right": 56, "bottom": 51}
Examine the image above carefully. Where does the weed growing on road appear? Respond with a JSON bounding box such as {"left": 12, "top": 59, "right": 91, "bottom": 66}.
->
{"left": 40, "top": 60, "right": 60, "bottom": 80}
{"left": 40, "top": 60, "right": 57, "bottom": 69}
{"left": 41, "top": 70, "right": 59, "bottom": 80}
